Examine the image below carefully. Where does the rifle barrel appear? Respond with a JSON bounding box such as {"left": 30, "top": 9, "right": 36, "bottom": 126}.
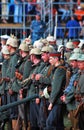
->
{"left": 0, "top": 94, "right": 39, "bottom": 112}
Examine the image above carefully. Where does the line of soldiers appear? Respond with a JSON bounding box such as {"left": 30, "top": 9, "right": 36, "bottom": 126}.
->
{"left": 0, "top": 34, "right": 84, "bottom": 130}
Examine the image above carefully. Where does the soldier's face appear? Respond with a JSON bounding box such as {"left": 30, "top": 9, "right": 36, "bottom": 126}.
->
{"left": 7, "top": 45, "right": 11, "bottom": 52}
{"left": 49, "top": 57, "right": 55, "bottom": 65}
{"left": 2, "top": 54, "right": 9, "bottom": 59}
{"left": 70, "top": 60, "right": 78, "bottom": 68}
{"left": 41, "top": 53, "right": 49, "bottom": 62}
{"left": 30, "top": 54, "right": 35, "bottom": 63}
{"left": 78, "top": 61, "right": 84, "bottom": 70}
{"left": 20, "top": 50, "right": 28, "bottom": 58}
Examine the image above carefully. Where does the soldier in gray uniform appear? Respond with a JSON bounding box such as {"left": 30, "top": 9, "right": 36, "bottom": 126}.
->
{"left": 35, "top": 45, "right": 54, "bottom": 130}
{"left": 0, "top": 46, "right": 10, "bottom": 105}
{"left": 75, "top": 54, "right": 84, "bottom": 130}
{"left": 0, "top": 46, "right": 11, "bottom": 130}
{"left": 27, "top": 47, "right": 45, "bottom": 130}
{"left": 61, "top": 53, "right": 80, "bottom": 130}
{"left": 5, "top": 36, "right": 19, "bottom": 130}
{"left": 12, "top": 41, "right": 32, "bottom": 130}
{"left": 44, "top": 52, "right": 66, "bottom": 130}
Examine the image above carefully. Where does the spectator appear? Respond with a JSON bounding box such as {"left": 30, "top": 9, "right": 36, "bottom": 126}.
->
{"left": 25, "top": 0, "right": 36, "bottom": 24}
{"left": 14, "top": 0, "right": 24, "bottom": 23}
{"left": 30, "top": 13, "right": 46, "bottom": 44}
{"left": 74, "top": 6, "right": 84, "bottom": 21}
{"left": 66, "top": 15, "right": 81, "bottom": 40}
{"left": 1, "top": 0, "right": 9, "bottom": 23}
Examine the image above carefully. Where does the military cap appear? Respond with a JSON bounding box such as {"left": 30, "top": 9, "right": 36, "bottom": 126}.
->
{"left": 72, "top": 39, "right": 80, "bottom": 45}
{"left": 19, "top": 41, "right": 30, "bottom": 52}
{"left": 2, "top": 45, "right": 10, "bottom": 54}
{"left": 33, "top": 39, "right": 44, "bottom": 49}
{"left": 41, "top": 45, "right": 54, "bottom": 53}
{"left": 73, "top": 48, "right": 81, "bottom": 53}
{"left": 41, "top": 38, "right": 49, "bottom": 45}
{"left": 0, "top": 35, "right": 10, "bottom": 40}
{"left": 43, "top": 87, "right": 49, "bottom": 99}
{"left": 6, "top": 35, "right": 18, "bottom": 48}
{"left": 49, "top": 52, "right": 61, "bottom": 58}
{"left": 46, "top": 34, "right": 56, "bottom": 43}
{"left": 66, "top": 41, "right": 74, "bottom": 49}
{"left": 30, "top": 48, "right": 41, "bottom": 55}
{"left": 77, "top": 54, "right": 84, "bottom": 61}
{"left": 69, "top": 53, "right": 80, "bottom": 60}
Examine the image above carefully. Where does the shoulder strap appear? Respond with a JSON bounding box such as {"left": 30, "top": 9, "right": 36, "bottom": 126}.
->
{"left": 47, "top": 65, "right": 54, "bottom": 77}
{"left": 58, "top": 65, "right": 66, "bottom": 71}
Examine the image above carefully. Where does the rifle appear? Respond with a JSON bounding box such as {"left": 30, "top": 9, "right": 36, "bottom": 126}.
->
{"left": 0, "top": 94, "right": 39, "bottom": 128}
{"left": 20, "top": 76, "right": 32, "bottom": 88}
{"left": 0, "top": 94, "right": 39, "bottom": 113}
{"left": 74, "top": 98, "right": 84, "bottom": 118}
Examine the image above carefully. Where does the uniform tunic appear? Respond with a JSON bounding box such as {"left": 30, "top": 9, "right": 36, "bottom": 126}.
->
{"left": 45, "top": 64, "right": 66, "bottom": 130}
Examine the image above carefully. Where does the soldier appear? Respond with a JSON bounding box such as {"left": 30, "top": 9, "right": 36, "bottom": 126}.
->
{"left": 75, "top": 54, "right": 84, "bottom": 130}
{"left": 13, "top": 41, "right": 32, "bottom": 130}
{"left": 0, "top": 45, "right": 11, "bottom": 130}
{"left": 35, "top": 45, "right": 54, "bottom": 130}
{"left": 46, "top": 34, "right": 57, "bottom": 52}
{"left": 61, "top": 53, "right": 80, "bottom": 130}
{"left": 25, "top": 47, "right": 45, "bottom": 130}
{"left": 0, "top": 46, "right": 10, "bottom": 105}
{"left": 44, "top": 52, "right": 66, "bottom": 130}
{"left": 5, "top": 35, "right": 19, "bottom": 130}
{"left": 64, "top": 40, "right": 74, "bottom": 63}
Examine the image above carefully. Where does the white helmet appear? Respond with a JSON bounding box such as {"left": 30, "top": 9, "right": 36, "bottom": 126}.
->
{"left": 19, "top": 41, "right": 30, "bottom": 52}
{"left": 30, "top": 48, "right": 41, "bottom": 55}
{"left": 2, "top": 45, "right": 10, "bottom": 54}
{"left": 46, "top": 34, "right": 56, "bottom": 42}
{"left": 6, "top": 35, "right": 18, "bottom": 48}
{"left": 33, "top": 39, "right": 44, "bottom": 49}
{"left": 43, "top": 87, "right": 49, "bottom": 99}
{"left": 66, "top": 41, "right": 74, "bottom": 49}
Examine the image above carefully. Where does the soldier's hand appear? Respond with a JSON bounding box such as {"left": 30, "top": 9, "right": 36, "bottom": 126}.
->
{"left": 39, "top": 90, "right": 44, "bottom": 97}
{"left": 35, "top": 74, "right": 42, "bottom": 80}
{"left": 48, "top": 103, "right": 53, "bottom": 110}
{"left": 9, "top": 89, "right": 14, "bottom": 95}
{"left": 19, "top": 89, "right": 23, "bottom": 94}
{"left": 60, "top": 95, "right": 66, "bottom": 102}
{"left": 35, "top": 98, "right": 40, "bottom": 104}
{"left": 4, "top": 77, "right": 10, "bottom": 82}
{"left": 15, "top": 71, "right": 23, "bottom": 80}
{"left": 19, "top": 94, "right": 23, "bottom": 100}
{"left": 31, "top": 74, "right": 36, "bottom": 79}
